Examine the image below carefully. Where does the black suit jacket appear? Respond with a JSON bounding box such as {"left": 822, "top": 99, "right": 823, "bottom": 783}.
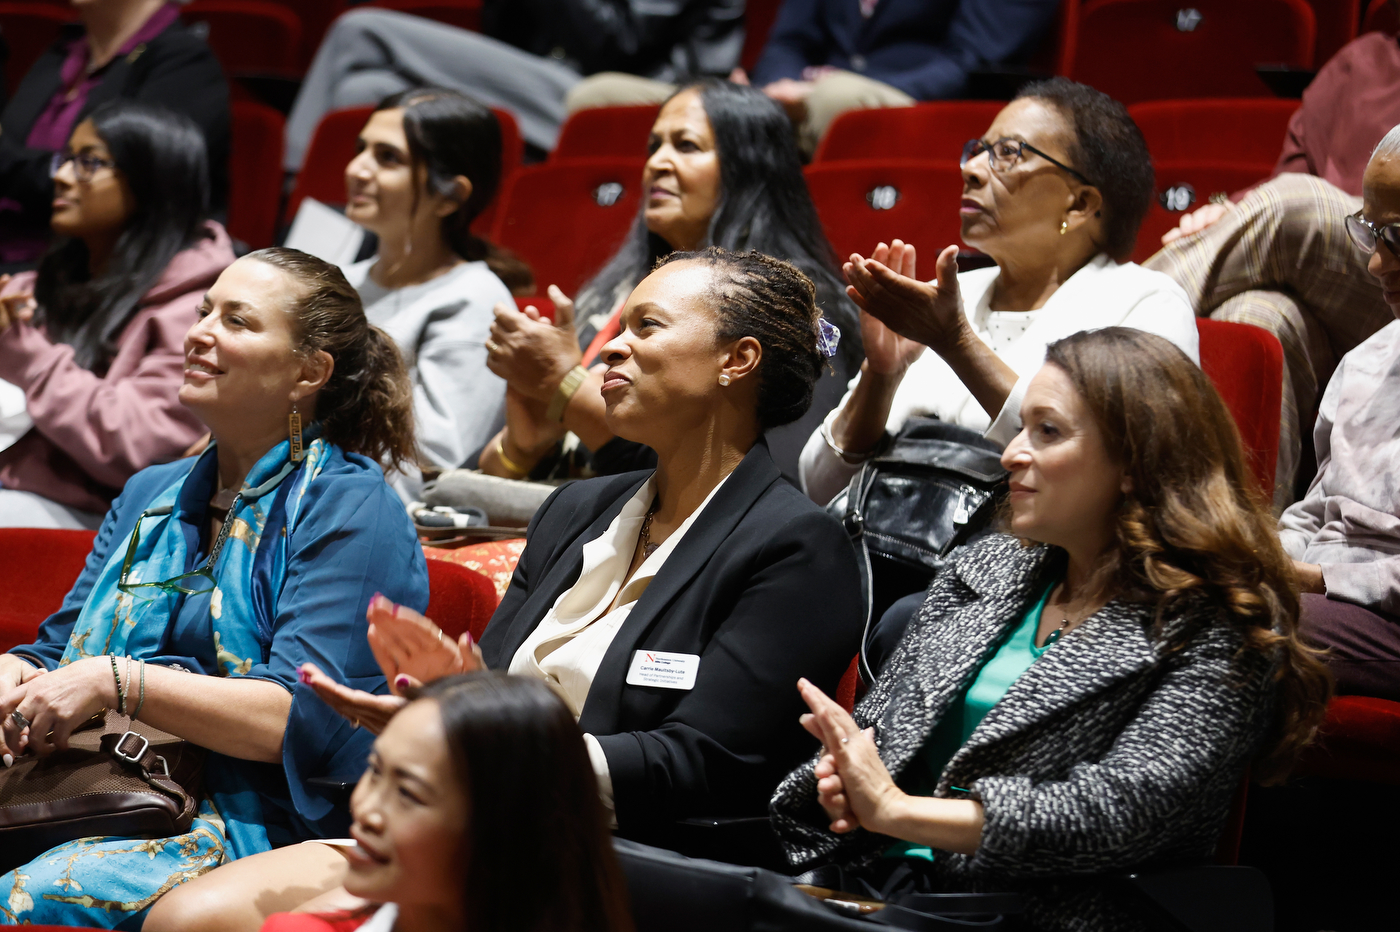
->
{"left": 0, "top": 17, "right": 229, "bottom": 240}
{"left": 480, "top": 440, "right": 864, "bottom": 843}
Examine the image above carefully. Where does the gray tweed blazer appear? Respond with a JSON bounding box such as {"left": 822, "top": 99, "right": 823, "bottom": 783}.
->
{"left": 770, "top": 534, "right": 1278, "bottom": 932}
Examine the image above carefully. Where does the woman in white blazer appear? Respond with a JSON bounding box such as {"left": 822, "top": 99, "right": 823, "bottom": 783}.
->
{"left": 800, "top": 78, "right": 1198, "bottom": 506}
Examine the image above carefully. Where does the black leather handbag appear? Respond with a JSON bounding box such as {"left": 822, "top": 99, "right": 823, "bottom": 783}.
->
{"left": 826, "top": 418, "right": 1008, "bottom": 684}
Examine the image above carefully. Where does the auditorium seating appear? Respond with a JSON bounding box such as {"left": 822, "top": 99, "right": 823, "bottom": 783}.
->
{"left": 804, "top": 160, "right": 965, "bottom": 264}
{"left": 423, "top": 557, "right": 499, "bottom": 643}
{"left": 1132, "top": 161, "right": 1277, "bottom": 263}
{"left": 1128, "top": 98, "right": 1298, "bottom": 165}
{"left": 1064, "top": 0, "right": 1317, "bottom": 104}
{"left": 1309, "top": 0, "right": 1362, "bottom": 65}
{"left": 489, "top": 157, "right": 647, "bottom": 295}
{"left": 227, "top": 100, "right": 285, "bottom": 248}
{"left": 1364, "top": 0, "right": 1398, "bottom": 34}
{"left": 0, "top": 2, "right": 75, "bottom": 93}
{"left": 811, "top": 101, "right": 1004, "bottom": 164}
{"left": 1195, "top": 317, "right": 1284, "bottom": 502}
{"left": 738, "top": 0, "right": 782, "bottom": 74}
{"left": 365, "top": 0, "right": 481, "bottom": 31}
{"left": 183, "top": 1, "right": 302, "bottom": 77}
{"left": 553, "top": 105, "right": 660, "bottom": 161}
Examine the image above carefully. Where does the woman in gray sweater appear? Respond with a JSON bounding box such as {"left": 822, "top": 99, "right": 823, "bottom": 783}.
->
{"left": 340, "top": 89, "right": 532, "bottom": 500}
{"left": 772, "top": 328, "right": 1331, "bottom": 932}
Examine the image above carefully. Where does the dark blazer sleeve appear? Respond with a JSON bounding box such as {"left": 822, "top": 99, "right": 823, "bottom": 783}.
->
{"left": 596, "top": 502, "right": 864, "bottom": 834}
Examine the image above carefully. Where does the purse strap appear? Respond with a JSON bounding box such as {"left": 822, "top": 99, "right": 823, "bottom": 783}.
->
{"left": 99, "top": 714, "right": 197, "bottom": 821}
{"left": 840, "top": 463, "right": 880, "bottom": 686}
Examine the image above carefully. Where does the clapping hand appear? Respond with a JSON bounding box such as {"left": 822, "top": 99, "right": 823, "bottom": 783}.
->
{"left": 299, "top": 662, "right": 405, "bottom": 736}
{"left": 844, "top": 243, "right": 966, "bottom": 356}
{"left": 858, "top": 240, "right": 929, "bottom": 378}
{"left": 0, "top": 275, "right": 37, "bottom": 332}
{"left": 486, "top": 285, "right": 583, "bottom": 402}
{"left": 797, "top": 677, "right": 902, "bottom": 835}
{"left": 365, "top": 593, "right": 483, "bottom": 696}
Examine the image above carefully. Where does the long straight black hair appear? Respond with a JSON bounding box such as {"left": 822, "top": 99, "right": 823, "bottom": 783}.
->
{"left": 575, "top": 78, "right": 860, "bottom": 358}
{"left": 372, "top": 88, "right": 534, "bottom": 293}
{"left": 33, "top": 101, "right": 209, "bottom": 372}
{"left": 412, "top": 673, "right": 633, "bottom": 932}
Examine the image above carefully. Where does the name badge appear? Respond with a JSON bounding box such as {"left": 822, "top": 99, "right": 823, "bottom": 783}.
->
{"left": 626, "top": 650, "right": 700, "bottom": 690}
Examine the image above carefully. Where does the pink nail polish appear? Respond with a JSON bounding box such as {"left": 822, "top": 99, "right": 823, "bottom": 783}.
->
{"left": 395, "top": 675, "right": 410, "bottom": 690}
{"left": 299, "top": 667, "right": 313, "bottom": 685}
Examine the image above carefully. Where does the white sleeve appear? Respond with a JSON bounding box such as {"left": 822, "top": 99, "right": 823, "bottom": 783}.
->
{"left": 1118, "top": 289, "right": 1200, "bottom": 364}
{"left": 583, "top": 733, "right": 618, "bottom": 829}
{"left": 984, "top": 369, "right": 1031, "bottom": 448}
{"left": 798, "top": 372, "right": 865, "bottom": 505}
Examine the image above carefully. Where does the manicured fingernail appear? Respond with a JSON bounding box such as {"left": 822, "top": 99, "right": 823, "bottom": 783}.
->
{"left": 2, "top": 754, "right": 11, "bottom": 768}
{"left": 299, "top": 666, "right": 313, "bottom": 684}
{"left": 464, "top": 632, "right": 473, "bottom": 647}
{"left": 395, "top": 675, "right": 410, "bottom": 690}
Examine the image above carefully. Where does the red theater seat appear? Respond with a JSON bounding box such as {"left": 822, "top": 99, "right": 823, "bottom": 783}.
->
{"left": 228, "top": 100, "right": 285, "bottom": 248}
{"left": 490, "top": 157, "right": 646, "bottom": 295}
{"left": 1195, "top": 317, "right": 1284, "bottom": 502}
{"left": 804, "top": 160, "right": 964, "bottom": 264}
{"left": 1364, "top": 0, "right": 1398, "bottom": 35}
{"left": 183, "top": 1, "right": 302, "bottom": 76}
{"left": 0, "top": 3, "right": 76, "bottom": 93}
{"left": 1065, "top": 0, "right": 1316, "bottom": 104}
{"left": 0, "top": 528, "right": 95, "bottom": 653}
{"left": 1132, "top": 160, "right": 1275, "bottom": 263}
{"left": 812, "top": 101, "right": 1004, "bottom": 164}
{"left": 365, "top": 0, "right": 481, "bottom": 31}
{"left": 1308, "top": 0, "right": 1362, "bottom": 66}
{"left": 1297, "top": 695, "right": 1400, "bottom": 784}
{"left": 423, "top": 558, "right": 499, "bottom": 644}
{"left": 1128, "top": 98, "right": 1299, "bottom": 165}
{"left": 553, "top": 105, "right": 659, "bottom": 161}
{"left": 293, "top": 0, "right": 347, "bottom": 71}
{"left": 739, "top": 0, "right": 782, "bottom": 73}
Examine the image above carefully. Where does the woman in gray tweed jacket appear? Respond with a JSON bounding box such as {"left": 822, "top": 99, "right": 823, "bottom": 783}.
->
{"left": 771, "top": 328, "right": 1331, "bottom": 931}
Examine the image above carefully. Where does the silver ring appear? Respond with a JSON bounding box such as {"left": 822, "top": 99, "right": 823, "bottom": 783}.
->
{"left": 11, "top": 710, "right": 30, "bottom": 730}
{"left": 485, "top": 340, "right": 500, "bottom": 354}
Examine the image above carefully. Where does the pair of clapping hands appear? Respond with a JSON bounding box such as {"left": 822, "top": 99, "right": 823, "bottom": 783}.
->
{"left": 0, "top": 275, "right": 37, "bottom": 332}
{"left": 299, "top": 594, "right": 484, "bottom": 734}
{"left": 796, "top": 677, "right": 902, "bottom": 836}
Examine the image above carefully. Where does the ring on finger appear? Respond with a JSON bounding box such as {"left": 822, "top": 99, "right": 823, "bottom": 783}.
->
{"left": 485, "top": 340, "right": 500, "bottom": 354}
{"left": 10, "top": 710, "right": 30, "bottom": 730}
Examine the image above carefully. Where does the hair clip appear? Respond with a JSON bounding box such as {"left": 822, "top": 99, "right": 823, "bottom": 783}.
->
{"left": 816, "top": 318, "right": 841, "bottom": 358}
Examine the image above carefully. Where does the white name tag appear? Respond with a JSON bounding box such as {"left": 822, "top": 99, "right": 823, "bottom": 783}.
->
{"left": 626, "top": 650, "right": 700, "bottom": 690}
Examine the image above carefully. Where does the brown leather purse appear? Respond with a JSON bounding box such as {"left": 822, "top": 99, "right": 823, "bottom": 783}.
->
{"left": 0, "top": 712, "right": 205, "bottom": 873}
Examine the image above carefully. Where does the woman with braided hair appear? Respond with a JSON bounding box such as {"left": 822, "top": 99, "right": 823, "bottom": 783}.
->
{"left": 150, "top": 247, "right": 865, "bottom": 932}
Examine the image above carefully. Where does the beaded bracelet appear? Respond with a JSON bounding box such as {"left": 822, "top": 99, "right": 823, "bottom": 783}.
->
{"left": 131, "top": 660, "right": 147, "bottom": 721}
{"left": 109, "top": 654, "right": 125, "bottom": 716}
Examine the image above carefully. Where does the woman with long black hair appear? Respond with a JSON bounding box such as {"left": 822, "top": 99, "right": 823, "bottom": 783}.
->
{"left": 0, "top": 99, "right": 233, "bottom": 528}
{"left": 341, "top": 89, "right": 533, "bottom": 500}
{"left": 478, "top": 78, "right": 861, "bottom": 484}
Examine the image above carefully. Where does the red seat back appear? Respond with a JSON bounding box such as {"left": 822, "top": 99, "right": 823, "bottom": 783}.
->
{"left": 1128, "top": 98, "right": 1298, "bottom": 165}
{"left": 1365, "top": 0, "right": 1398, "bottom": 33}
{"left": 812, "top": 101, "right": 1004, "bottom": 164}
{"left": 0, "top": 4, "right": 76, "bottom": 94}
{"left": 1296, "top": 695, "right": 1400, "bottom": 784}
{"left": 489, "top": 157, "right": 646, "bottom": 295}
{"left": 740, "top": 0, "right": 783, "bottom": 73}
{"left": 1132, "top": 160, "right": 1275, "bottom": 263}
{"left": 1195, "top": 317, "right": 1284, "bottom": 503}
{"left": 293, "top": 0, "right": 347, "bottom": 71}
{"left": 1066, "top": 0, "right": 1316, "bottom": 104}
{"left": 364, "top": 0, "right": 482, "bottom": 31}
{"left": 0, "top": 529, "right": 96, "bottom": 653}
{"left": 553, "top": 105, "right": 660, "bottom": 161}
{"left": 804, "top": 160, "right": 965, "bottom": 264}
{"left": 228, "top": 100, "right": 285, "bottom": 248}
{"left": 183, "top": 1, "right": 302, "bottom": 75}
{"left": 1308, "top": 0, "right": 1361, "bottom": 65}
{"left": 424, "top": 558, "right": 499, "bottom": 644}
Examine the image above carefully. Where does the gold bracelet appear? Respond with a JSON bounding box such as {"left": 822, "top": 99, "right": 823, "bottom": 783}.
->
{"left": 495, "top": 434, "right": 529, "bottom": 477}
{"left": 546, "top": 366, "right": 589, "bottom": 423}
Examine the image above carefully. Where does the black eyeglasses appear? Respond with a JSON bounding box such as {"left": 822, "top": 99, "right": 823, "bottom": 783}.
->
{"left": 961, "top": 138, "right": 1095, "bottom": 187}
{"left": 1345, "top": 211, "right": 1400, "bottom": 257}
{"left": 50, "top": 151, "right": 116, "bottom": 183}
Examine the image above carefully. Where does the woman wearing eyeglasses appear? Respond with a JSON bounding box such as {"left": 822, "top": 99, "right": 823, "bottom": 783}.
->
{"left": 0, "top": 248, "right": 427, "bottom": 928}
{"left": 799, "top": 78, "right": 1200, "bottom": 510}
{"left": 0, "top": 101, "right": 234, "bottom": 529}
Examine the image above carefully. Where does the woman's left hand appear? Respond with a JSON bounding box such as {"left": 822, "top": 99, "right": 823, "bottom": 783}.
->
{"left": 299, "top": 662, "right": 405, "bottom": 736}
{"left": 486, "top": 286, "right": 583, "bottom": 402}
{"left": 797, "top": 677, "right": 904, "bottom": 835}
{"left": 0, "top": 657, "right": 117, "bottom": 757}
{"left": 365, "top": 594, "right": 483, "bottom": 696}
{"left": 0, "top": 276, "right": 37, "bottom": 332}
{"left": 843, "top": 244, "right": 966, "bottom": 356}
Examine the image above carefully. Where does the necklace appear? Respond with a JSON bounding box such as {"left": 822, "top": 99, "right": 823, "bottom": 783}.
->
{"left": 1041, "top": 584, "right": 1097, "bottom": 647}
{"left": 638, "top": 500, "right": 661, "bottom": 559}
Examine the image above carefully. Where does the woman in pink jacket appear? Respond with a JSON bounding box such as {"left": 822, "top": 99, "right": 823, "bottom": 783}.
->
{"left": 0, "top": 101, "right": 234, "bottom": 528}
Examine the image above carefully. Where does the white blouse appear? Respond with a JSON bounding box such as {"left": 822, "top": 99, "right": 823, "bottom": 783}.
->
{"left": 508, "top": 471, "right": 731, "bottom": 823}
{"left": 798, "top": 254, "right": 1199, "bottom": 505}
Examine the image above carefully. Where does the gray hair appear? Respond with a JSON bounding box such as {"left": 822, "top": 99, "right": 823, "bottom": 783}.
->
{"left": 1373, "top": 124, "right": 1400, "bottom": 161}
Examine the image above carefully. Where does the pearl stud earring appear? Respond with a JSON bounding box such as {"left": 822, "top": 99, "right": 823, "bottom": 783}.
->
{"left": 718, "top": 373, "right": 731, "bottom": 386}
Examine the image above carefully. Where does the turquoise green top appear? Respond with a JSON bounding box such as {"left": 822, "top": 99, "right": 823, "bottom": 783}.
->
{"left": 886, "top": 580, "right": 1057, "bottom": 862}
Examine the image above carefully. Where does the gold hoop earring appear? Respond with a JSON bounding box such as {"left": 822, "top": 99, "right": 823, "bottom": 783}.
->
{"left": 718, "top": 373, "right": 731, "bottom": 387}
{"left": 1059, "top": 219, "right": 1069, "bottom": 236}
{"left": 289, "top": 403, "right": 305, "bottom": 462}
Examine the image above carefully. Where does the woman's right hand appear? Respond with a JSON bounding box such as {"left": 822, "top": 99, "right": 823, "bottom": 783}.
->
{"left": 364, "top": 594, "right": 483, "bottom": 696}
{"left": 844, "top": 243, "right": 967, "bottom": 356}
{"left": 299, "top": 663, "right": 405, "bottom": 736}
{"left": 859, "top": 240, "right": 927, "bottom": 377}
{"left": 504, "top": 386, "right": 566, "bottom": 456}
{"left": 0, "top": 276, "right": 36, "bottom": 332}
{"left": 486, "top": 285, "right": 583, "bottom": 402}
{"left": 1160, "top": 201, "right": 1233, "bottom": 245}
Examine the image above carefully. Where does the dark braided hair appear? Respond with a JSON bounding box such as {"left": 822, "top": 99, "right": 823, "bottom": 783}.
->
{"left": 657, "top": 247, "right": 825, "bottom": 430}
{"left": 244, "top": 247, "right": 417, "bottom": 471}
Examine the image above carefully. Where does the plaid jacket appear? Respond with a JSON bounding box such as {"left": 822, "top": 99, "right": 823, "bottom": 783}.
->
{"left": 770, "top": 534, "right": 1277, "bottom": 932}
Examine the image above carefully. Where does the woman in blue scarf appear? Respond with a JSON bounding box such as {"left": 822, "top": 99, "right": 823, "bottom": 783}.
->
{"left": 0, "top": 248, "right": 428, "bottom": 928}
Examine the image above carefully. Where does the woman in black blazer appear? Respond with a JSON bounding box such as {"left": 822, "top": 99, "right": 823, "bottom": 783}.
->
{"left": 147, "top": 247, "right": 864, "bottom": 932}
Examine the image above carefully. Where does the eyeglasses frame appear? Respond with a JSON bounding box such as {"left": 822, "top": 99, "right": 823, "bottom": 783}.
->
{"left": 1345, "top": 210, "right": 1400, "bottom": 258}
{"left": 50, "top": 151, "right": 117, "bottom": 184}
{"left": 961, "top": 137, "right": 1095, "bottom": 188}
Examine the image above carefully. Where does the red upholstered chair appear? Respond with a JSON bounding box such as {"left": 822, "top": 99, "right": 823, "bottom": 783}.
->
{"left": 552, "top": 105, "right": 660, "bottom": 161}
{"left": 227, "top": 101, "right": 285, "bottom": 248}
{"left": 1308, "top": 0, "right": 1362, "bottom": 65}
{"left": 364, "top": 0, "right": 481, "bottom": 31}
{"left": 812, "top": 101, "right": 1004, "bottom": 164}
{"left": 1296, "top": 695, "right": 1400, "bottom": 783}
{"left": 0, "top": 529, "right": 96, "bottom": 653}
{"left": 423, "top": 557, "right": 499, "bottom": 644}
{"left": 804, "top": 160, "right": 964, "bottom": 264}
{"left": 0, "top": 3, "right": 76, "bottom": 93}
{"left": 183, "top": 1, "right": 302, "bottom": 76}
{"left": 1364, "top": 0, "right": 1398, "bottom": 34}
{"left": 1064, "top": 0, "right": 1316, "bottom": 105}
{"left": 489, "top": 157, "right": 646, "bottom": 295}
{"left": 739, "top": 0, "right": 782, "bottom": 73}
{"left": 1128, "top": 99, "right": 1299, "bottom": 165}
{"left": 1194, "top": 317, "right": 1284, "bottom": 503}
{"left": 515, "top": 294, "right": 557, "bottom": 321}
{"left": 1132, "top": 160, "right": 1276, "bottom": 263}
{"left": 292, "top": 0, "right": 347, "bottom": 71}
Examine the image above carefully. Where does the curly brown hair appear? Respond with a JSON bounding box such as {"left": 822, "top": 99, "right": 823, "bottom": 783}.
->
{"left": 1043, "top": 327, "right": 1332, "bottom": 784}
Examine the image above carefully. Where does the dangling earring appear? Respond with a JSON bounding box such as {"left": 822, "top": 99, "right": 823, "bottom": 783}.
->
{"left": 288, "top": 403, "right": 305, "bottom": 462}
{"left": 718, "top": 373, "right": 731, "bottom": 387}
{"left": 1059, "top": 219, "right": 1069, "bottom": 236}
